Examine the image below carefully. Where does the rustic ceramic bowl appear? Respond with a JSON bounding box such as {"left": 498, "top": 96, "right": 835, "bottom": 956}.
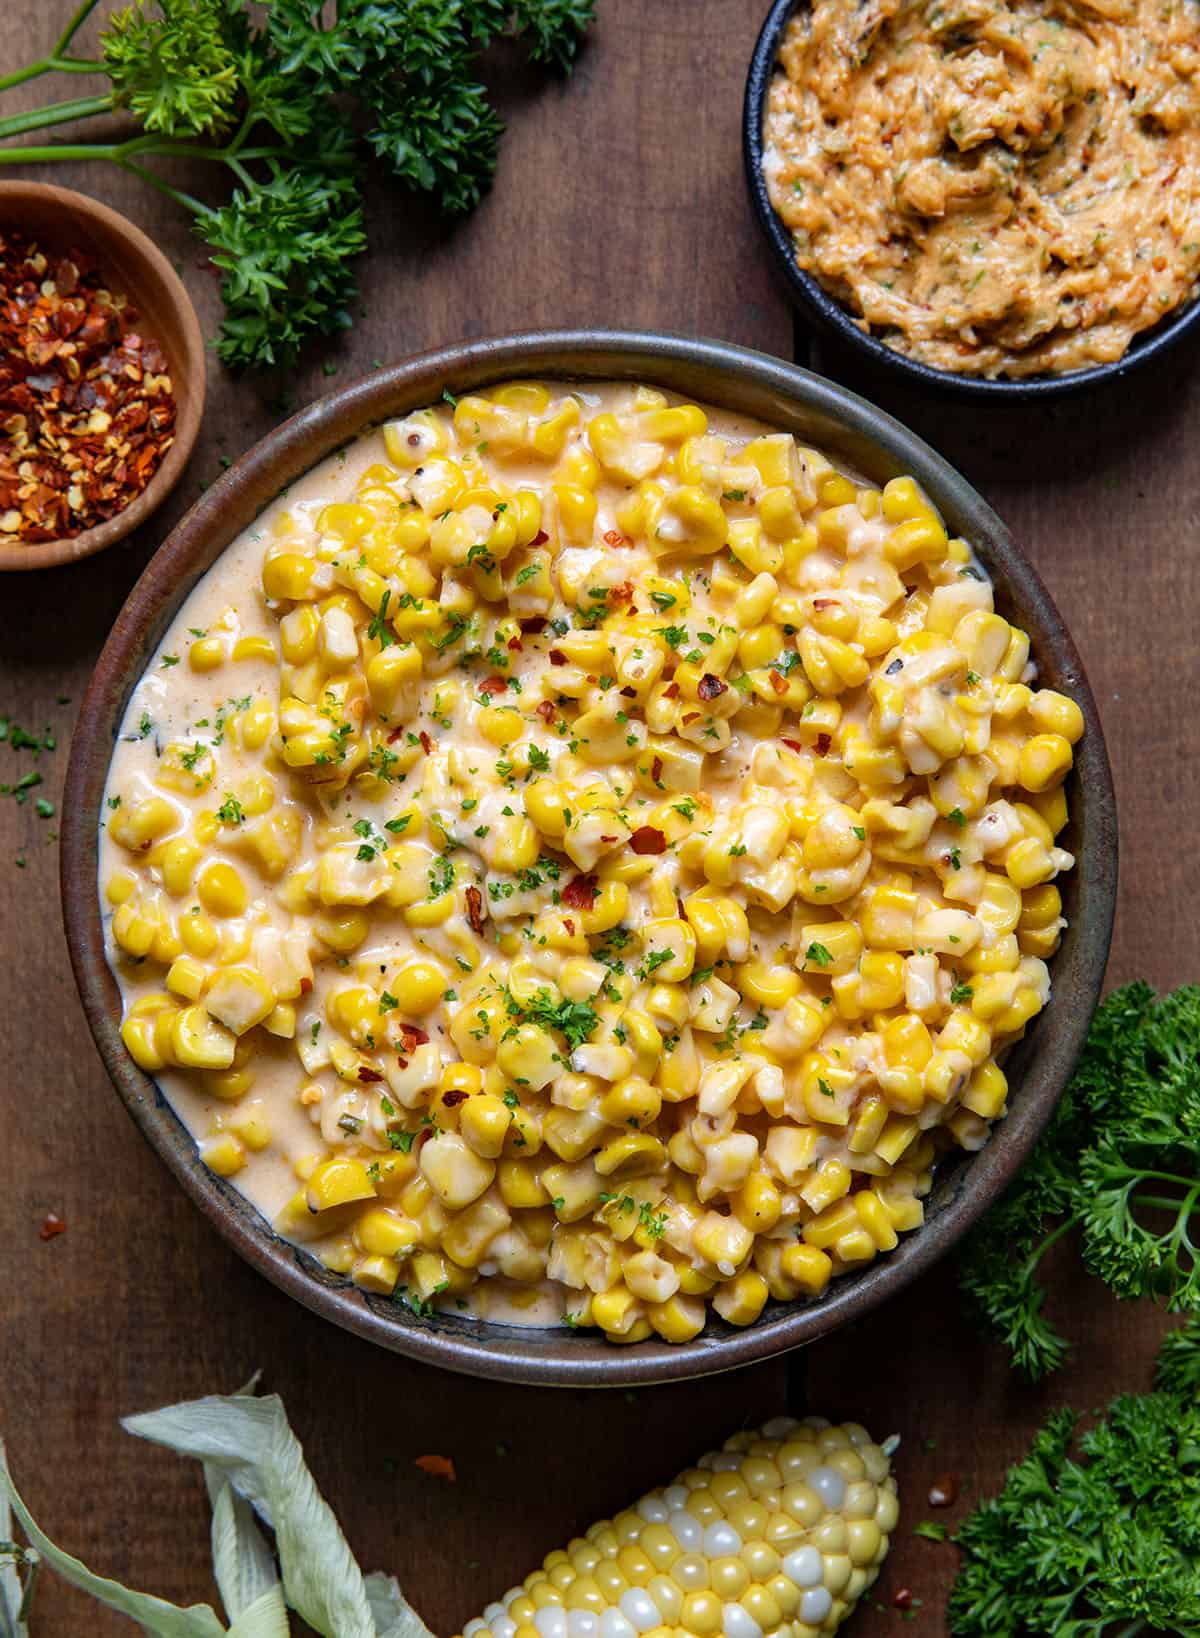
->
{"left": 61, "top": 331, "right": 1117, "bottom": 1386}
{"left": 0, "top": 181, "right": 205, "bottom": 570}
{"left": 744, "top": 0, "right": 1200, "bottom": 401}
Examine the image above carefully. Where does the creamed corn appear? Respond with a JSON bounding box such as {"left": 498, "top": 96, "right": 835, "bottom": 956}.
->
{"left": 101, "top": 380, "right": 1080, "bottom": 1344}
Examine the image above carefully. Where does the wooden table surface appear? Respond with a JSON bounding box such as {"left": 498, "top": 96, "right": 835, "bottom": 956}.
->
{"left": 1, "top": 3, "right": 1194, "bottom": 1633}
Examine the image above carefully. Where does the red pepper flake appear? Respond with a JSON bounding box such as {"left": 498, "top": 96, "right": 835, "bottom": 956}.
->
{"left": 892, "top": 1589, "right": 915, "bottom": 1611}
{"left": 814, "top": 732, "right": 832, "bottom": 757}
{"left": 928, "top": 1473, "right": 960, "bottom": 1507}
{"left": 663, "top": 681, "right": 680, "bottom": 699}
{"left": 549, "top": 649, "right": 567, "bottom": 666}
{"left": 813, "top": 597, "right": 839, "bottom": 610}
{"left": 465, "top": 885, "right": 486, "bottom": 935}
{"left": 619, "top": 685, "right": 637, "bottom": 698}
{"left": 418, "top": 730, "right": 434, "bottom": 755}
{"left": 681, "top": 711, "right": 700, "bottom": 725}
{"left": 603, "top": 529, "right": 631, "bottom": 548}
{"left": 630, "top": 825, "right": 667, "bottom": 855}
{"left": 39, "top": 1211, "right": 67, "bottom": 1241}
{"left": 768, "top": 669, "right": 788, "bottom": 696}
{"left": 519, "top": 616, "right": 547, "bottom": 634}
{"left": 299, "top": 977, "right": 314, "bottom": 994}
{"left": 0, "top": 230, "right": 177, "bottom": 544}
{"left": 561, "top": 874, "right": 598, "bottom": 910}
{"left": 398, "top": 1024, "right": 430, "bottom": 1054}
{"left": 610, "top": 580, "right": 634, "bottom": 601}
{"left": 506, "top": 635, "right": 522, "bottom": 652}
{"left": 440, "top": 1089, "right": 469, "bottom": 1108}
{"left": 414, "top": 1454, "right": 456, "bottom": 1481}
{"left": 781, "top": 737, "right": 805, "bottom": 753}
{"left": 562, "top": 916, "right": 575, "bottom": 935}
{"left": 530, "top": 529, "right": 549, "bottom": 547}
{"left": 697, "top": 673, "right": 726, "bottom": 702}
{"left": 387, "top": 726, "right": 405, "bottom": 744}
{"left": 478, "top": 675, "right": 508, "bottom": 696}
{"left": 357, "top": 1066, "right": 384, "bottom": 1083}
{"left": 650, "top": 756, "right": 663, "bottom": 784}
{"left": 536, "top": 700, "right": 556, "bottom": 724}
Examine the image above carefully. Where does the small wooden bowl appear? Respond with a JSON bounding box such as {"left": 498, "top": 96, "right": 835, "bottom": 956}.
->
{"left": 0, "top": 181, "right": 205, "bottom": 571}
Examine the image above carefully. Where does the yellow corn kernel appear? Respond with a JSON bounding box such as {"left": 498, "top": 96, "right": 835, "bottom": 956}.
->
{"left": 779, "top": 1241, "right": 833, "bottom": 1297}
{"left": 110, "top": 796, "right": 178, "bottom": 853}
{"left": 203, "top": 965, "right": 276, "bottom": 1035}
{"left": 733, "top": 1172, "right": 782, "bottom": 1234}
{"left": 306, "top": 1156, "right": 376, "bottom": 1212}
{"left": 189, "top": 637, "right": 226, "bottom": 672}
{"left": 196, "top": 861, "right": 248, "bottom": 918}
{"left": 799, "top": 921, "right": 862, "bottom": 976}
{"left": 201, "top": 1133, "right": 246, "bottom": 1178}
{"left": 1018, "top": 733, "right": 1073, "bottom": 792}
{"left": 884, "top": 514, "right": 948, "bottom": 571}
{"left": 391, "top": 957, "right": 447, "bottom": 1015}
{"left": 170, "top": 1005, "right": 237, "bottom": 1070}
{"left": 737, "top": 961, "right": 800, "bottom": 1009}
{"left": 712, "top": 1270, "right": 768, "bottom": 1327}
{"left": 165, "top": 955, "right": 207, "bottom": 1001}
{"left": 647, "top": 1294, "right": 706, "bottom": 1343}
{"left": 459, "top": 1092, "right": 513, "bottom": 1159}
{"left": 1006, "top": 836, "right": 1056, "bottom": 889}
{"left": 262, "top": 552, "right": 317, "bottom": 601}
{"left": 1028, "top": 689, "right": 1083, "bottom": 743}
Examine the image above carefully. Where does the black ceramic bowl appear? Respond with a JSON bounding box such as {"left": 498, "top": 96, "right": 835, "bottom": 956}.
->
{"left": 62, "top": 330, "right": 1117, "bottom": 1386}
{"left": 744, "top": 0, "right": 1200, "bottom": 402}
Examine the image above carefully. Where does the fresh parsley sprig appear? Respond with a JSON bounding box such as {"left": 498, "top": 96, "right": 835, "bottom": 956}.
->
{"left": 949, "top": 1319, "right": 1200, "bottom": 1637}
{"left": 959, "top": 984, "right": 1200, "bottom": 1379}
{"left": 0, "top": 0, "right": 595, "bottom": 368}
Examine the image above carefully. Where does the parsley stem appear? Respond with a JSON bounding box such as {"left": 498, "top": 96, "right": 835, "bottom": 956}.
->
{"left": 0, "top": 92, "right": 113, "bottom": 140}
{"left": 1024, "top": 1210, "right": 1079, "bottom": 1274}
{"left": 0, "top": 0, "right": 103, "bottom": 91}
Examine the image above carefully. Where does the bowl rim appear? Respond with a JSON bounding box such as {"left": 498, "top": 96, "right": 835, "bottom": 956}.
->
{"left": 742, "top": 0, "right": 1200, "bottom": 402}
{"left": 61, "top": 328, "right": 1118, "bottom": 1386}
{"left": 0, "top": 179, "right": 206, "bottom": 572}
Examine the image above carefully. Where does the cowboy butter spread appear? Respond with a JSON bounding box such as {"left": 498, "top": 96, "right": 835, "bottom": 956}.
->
{"left": 764, "top": 0, "right": 1200, "bottom": 378}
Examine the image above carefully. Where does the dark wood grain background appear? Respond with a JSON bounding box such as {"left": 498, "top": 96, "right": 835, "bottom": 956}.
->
{"left": 0, "top": 3, "right": 1193, "bottom": 1633}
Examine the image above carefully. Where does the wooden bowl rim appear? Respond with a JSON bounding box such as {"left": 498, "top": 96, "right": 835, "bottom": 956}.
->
{"left": 61, "top": 329, "right": 1118, "bottom": 1386}
{"left": 0, "top": 179, "right": 206, "bottom": 572}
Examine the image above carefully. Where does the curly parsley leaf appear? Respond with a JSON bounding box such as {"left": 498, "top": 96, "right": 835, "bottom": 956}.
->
{"left": 959, "top": 984, "right": 1200, "bottom": 1379}
{"left": 949, "top": 1325, "right": 1200, "bottom": 1636}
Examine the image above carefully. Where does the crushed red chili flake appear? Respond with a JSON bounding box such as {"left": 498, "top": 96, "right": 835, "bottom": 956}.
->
{"left": 414, "top": 1454, "right": 456, "bottom": 1481}
{"left": 387, "top": 725, "right": 405, "bottom": 744}
{"left": 1, "top": 231, "right": 176, "bottom": 543}
{"left": 549, "top": 648, "right": 567, "bottom": 666}
{"left": 529, "top": 529, "right": 549, "bottom": 547}
{"left": 519, "top": 615, "right": 547, "bottom": 634}
{"left": 561, "top": 874, "right": 598, "bottom": 910}
{"left": 781, "top": 737, "right": 805, "bottom": 753}
{"left": 663, "top": 681, "right": 680, "bottom": 699}
{"left": 478, "top": 675, "right": 508, "bottom": 695}
{"left": 440, "top": 1088, "right": 469, "bottom": 1108}
{"left": 814, "top": 731, "right": 832, "bottom": 756}
{"left": 465, "top": 884, "right": 486, "bottom": 935}
{"left": 602, "top": 529, "right": 631, "bottom": 547}
{"left": 630, "top": 825, "right": 667, "bottom": 855}
{"left": 562, "top": 916, "right": 575, "bottom": 935}
{"left": 768, "top": 669, "right": 788, "bottom": 696}
{"left": 418, "top": 730, "right": 434, "bottom": 755}
{"left": 697, "top": 673, "right": 726, "bottom": 702}
{"left": 39, "top": 1211, "right": 67, "bottom": 1241}
{"left": 506, "top": 635, "right": 522, "bottom": 651}
{"left": 357, "top": 1065, "right": 385, "bottom": 1083}
{"left": 535, "top": 699, "right": 556, "bottom": 724}
{"left": 650, "top": 755, "right": 664, "bottom": 784}
{"left": 398, "top": 1024, "right": 430, "bottom": 1054}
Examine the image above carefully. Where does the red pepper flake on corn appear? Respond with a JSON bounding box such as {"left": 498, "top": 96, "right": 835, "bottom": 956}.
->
{"left": 0, "top": 229, "right": 176, "bottom": 543}
{"left": 455, "top": 1418, "right": 898, "bottom": 1638}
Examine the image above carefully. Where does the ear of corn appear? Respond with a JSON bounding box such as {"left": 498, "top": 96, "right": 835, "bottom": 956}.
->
{"left": 456, "top": 1417, "right": 897, "bottom": 1638}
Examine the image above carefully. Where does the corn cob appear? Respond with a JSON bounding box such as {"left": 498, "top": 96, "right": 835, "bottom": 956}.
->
{"left": 457, "top": 1416, "right": 897, "bottom": 1638}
